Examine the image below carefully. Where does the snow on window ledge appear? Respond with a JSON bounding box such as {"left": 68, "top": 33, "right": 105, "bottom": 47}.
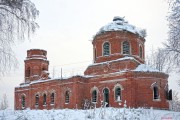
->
{"left": 50, "top": 103, "right": 54, "bottom": 106}
{"left": 153, "top": 99, "right": 161, "bottom": 102}
{"left": 115, "top": 100, "right": 122, "bottom": 103}
{"left": 92, "top": 102, "right": 97, "bottom": 104}
{"left": 43, "top": 104, "right": 47, "bottom": 107}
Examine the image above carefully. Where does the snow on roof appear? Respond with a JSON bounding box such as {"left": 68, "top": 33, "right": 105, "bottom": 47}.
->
{"left": 89, "top": 56, "right": 140, "bottom": 67}
{"left": 94, "top": 16, "right": 146, "bottom": 38}
{"left": 133, "top": 64, "right": 159, "bottom": 72}
{"left": 25, "top": 57, "right": 48, "bottom": 61}
{"left": 18, "top": 75, "right": 95, "bottom": 87}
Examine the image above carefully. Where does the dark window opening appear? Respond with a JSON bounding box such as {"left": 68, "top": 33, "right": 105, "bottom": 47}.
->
{"left": 92, "top": 90, "right": 97, "bottom": 102}
{"left": 103, "top": 42, "right": 110, "bottom": 56}
{"left": 153, "top": 87, "right": 159, "bottom": 99}
{"left": 139, "top": 46, "right": 143, "bottom": 58}
{"left": 115, "top": 87, "right": 121, "bottom": 101}
{"left": 43, "top": 94, "right": 46, "bottom": 105}
{"left": 51, "top": 93, "right": 55, "bottom": 104}
{"left": 42, "top": 67, "right": 46, "bottom": 71}
{"left": 35, "top": 95, "right": 39, "bottom": 106}
{"left": 123, "top": 41, "right": 130, "bottom": 54}
{"left": 21, "top": 96, "right": 25, "bottom": 109}
{"left": 65, "top": 91, "right": 70, "bottom": 103}
{"left": 168, "top": 89, "right": 172, "bottom": 100}
{"left": 103, "top": 88, "right": 109, "bottom": 107}
{"left": 94, "top": 48, "right": 97, "bottom": 61}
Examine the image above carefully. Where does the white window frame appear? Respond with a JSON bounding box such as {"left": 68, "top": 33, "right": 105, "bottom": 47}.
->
{"left": 90, "top": 86, "right": 99, "bottom": 104}
{"left": 121, "top": 41, "right": 131, "bottom": 55}
{"left": 113, "top": 83, "right": 124, "bottom": 102}
{"left": 102, "top": 41, "right": 111, "bottom": 56}
{"left": 65, "top": 91, "right": 70, "bottom": 104}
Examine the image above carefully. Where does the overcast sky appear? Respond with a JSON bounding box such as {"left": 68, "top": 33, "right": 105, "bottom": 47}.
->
{"left": 1, "top": 0, "right": 179, "bottom": 109}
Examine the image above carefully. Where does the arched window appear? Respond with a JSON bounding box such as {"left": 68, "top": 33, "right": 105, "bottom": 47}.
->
{"left": 94, "top": 48, "right": 97, "bottom": 61}
{"left": 35, "top": 94, "right": 39, "bottom": 106}
{"left": 92, "top": 90, "right": 97, "bottom": 103}
{"left": 51, "top": 93, "right": 55, "bottom": 104}
{"left": 43, "top": 94, "right": 46, "bottom": 105}
{"left": 65, "top": 91, "right": 70, "bottom": 103}
{"left": 103, "top": 42, "right": 110, "bottom": 56}
{"left": 26, "top": 67, "right": 30, "bottom": 77}
{"left": 123, "top": 41, "right": 130, "bottom": 54}
{"left": 42, "top": 67, "right": 46, "bottom": 71}
{"left": 153, "top": 86, "right": 159, "bottom": 100}
{"left": 21, "top": 95, "right": 25, "bottom": 109}
{"left": 103, "top": 88, "right": 109, "bottom": 107}
{"left": 139, "top": 46, "right": 143, "bottom": 58}
{"left": 115, "top": 87, "right": 121, "bottom": 101}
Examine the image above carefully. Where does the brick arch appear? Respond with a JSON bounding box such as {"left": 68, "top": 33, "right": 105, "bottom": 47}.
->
{"left": 42, "top": 91, "right": 48, "bottom": 95}
{"left": 150, "top": 82, "right": 160, "bottom": 89}
{"left": 90, "top": 86, "right": 99, "bottom": 93}
{"left": 35, "top": 92, "right": 41, "bottom": 96}
{"left": 113, "top": 83, "right": 124, "bottom": 91}
{"left": 20, "top": 93, "right": 26, "bottom": 97}
{"left": 102, "top": 87, "right": 110, "bottom": 94}
{"left": 64, "top": 87, "right": 71, "bottom": 94}
{"left": 49, "top": 89, "right": 56, "bottom": 94}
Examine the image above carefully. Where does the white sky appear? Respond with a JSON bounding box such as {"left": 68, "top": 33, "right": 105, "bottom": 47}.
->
{"left": 0, "top": 0, "right": 179, "bottom": 109}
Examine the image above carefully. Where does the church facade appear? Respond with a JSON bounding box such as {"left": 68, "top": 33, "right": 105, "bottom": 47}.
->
{"left": 15, "top": 17, "right": 171, "bottom": 110}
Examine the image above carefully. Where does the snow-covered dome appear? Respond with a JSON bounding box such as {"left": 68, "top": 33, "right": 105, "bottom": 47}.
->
{"left": 94, "top": 16, "right": 146, "bottom": 38}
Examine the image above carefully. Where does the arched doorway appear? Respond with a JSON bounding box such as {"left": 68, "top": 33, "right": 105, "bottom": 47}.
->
{"left": 103, "top": 88, "right": 109, "bottom": 107}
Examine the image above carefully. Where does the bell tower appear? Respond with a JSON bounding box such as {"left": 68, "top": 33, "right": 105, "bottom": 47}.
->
{"left": 24, "top": 49, "right": 49, "bottom": 82}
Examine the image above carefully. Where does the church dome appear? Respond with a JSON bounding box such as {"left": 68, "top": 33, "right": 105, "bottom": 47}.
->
{"left": 94, "top": 16, "right": 146, "bottom": 38}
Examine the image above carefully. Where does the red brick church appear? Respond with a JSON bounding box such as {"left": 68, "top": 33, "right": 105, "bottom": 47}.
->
{"left": 15, "top": 17, "right": 171, "bottom": 110}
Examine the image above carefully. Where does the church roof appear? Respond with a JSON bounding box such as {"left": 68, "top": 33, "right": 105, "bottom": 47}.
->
{"left": 94, "top": 16, "right": 146, "bottom": 38}
{"left": 134, "top": 64, "right": 159, "bottom": 72}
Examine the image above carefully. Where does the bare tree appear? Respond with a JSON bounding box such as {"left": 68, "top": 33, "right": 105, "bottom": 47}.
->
{"left": 146, "top": 48, "right": 171, "bottom": 73}
{"left": 0, "top": 94, "right": 8, "bottom": 110}
{"left": 169, "top": 91, "right": 180, "bottom": 112}
{"left": 0, "top": 0, "right": 39, "bottom": 76}
{"left": 164, "top": 0, "right": 180, "bottom": 72}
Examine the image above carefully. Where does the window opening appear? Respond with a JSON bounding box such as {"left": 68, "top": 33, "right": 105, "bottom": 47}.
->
{"left": 21, "top": 95, "right": 25, "bottom": 109}
{"left": 153, "top": 87, "right": 159, "bottom": 99}
{"left": 43, "top": 94, "right": 46, "bottom": 105}
{"left": 123, "top": 41, "right": 130, "bottom": 54}
{"left": 65, "top": 91, "right": 70, "bottom": 103}
{"left": 103, "top": 42, "right": 110, "bottom": 56}
{"left": 92, "top": 90, "right": 97, "bottom": 103}
{"left": 51, "top": 93, "right": 55, "bottom": 104}
{"left": 139, "top": 46, "right": 143, "bottom": 58}
{"left": 35, "top": 94, "right": 39, "bottom": 106}
{"left": 115, "top": 87, "right": 121, "bottom": 101}
{"left": 103, "top": 88, "right": 109, "bottom": 107}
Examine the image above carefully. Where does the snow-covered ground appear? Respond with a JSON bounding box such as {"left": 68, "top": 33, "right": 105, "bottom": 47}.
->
{"left": 0, "top": 107, "right": 180, "bottom": 120}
